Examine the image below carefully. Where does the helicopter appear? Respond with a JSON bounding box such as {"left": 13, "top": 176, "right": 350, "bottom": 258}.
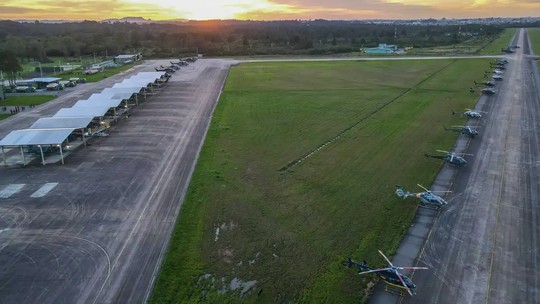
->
{"left": 493, "top": 69, "right": 504, "bottom": 75}
{"left": 490, "top": 64, "right": 506, "bottom": 70}
{"left": 496, "top": 59, "right": 509, "bottom": 65}
{"left": 492, "top": 75, "right": 503, "bottom": 81}
{"left": 482, "top": 88, "right": 496, "bottom": 95}
{"left": 444, "top": 125, "right": 479, "bottom": 137}
{"left": 343, "top": 250, "right": 428, "bottom": 296}
{"left": 501, "top": 46, "right": 515, "bottom": 54}
{"left": 452, "top": 108, "right": 485, "bottom": 119}
{"left": 425, "top": 150, "right": 471, "bottom": 166}
{"left": 474, "top": 80, "right": 495, "bottom": 87}
{"left": 395, "top": 184, "right": 449, "bottom": 207}
{"left": 155, "top": 66, "right": 175, "bottom": 73}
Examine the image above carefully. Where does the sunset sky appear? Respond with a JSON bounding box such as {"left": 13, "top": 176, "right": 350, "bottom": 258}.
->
{"left": 1, "top": 0, "right": 539, "bottom": 21}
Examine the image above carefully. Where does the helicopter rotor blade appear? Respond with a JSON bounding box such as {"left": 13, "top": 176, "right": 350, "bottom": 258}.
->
{"left": 394, "top": 266, "right": 429, "bottom": 270}
{"left": 436, "top": 150, "right": 450, "bottom": 154}
{"left": 358, "top": 267, "right": 393, "bottom": 275}
{"left": 417, "top": 184, "right": 429, "bottom": 192}
{"left": 394, "top": 270, "right": 414, "bottom": 296}
{"left": 378, "top": 250, "right": 394, "bottom": 267}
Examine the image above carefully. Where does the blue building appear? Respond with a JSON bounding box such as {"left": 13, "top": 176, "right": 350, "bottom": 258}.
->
{"left": 364, "top": 44, "right": 398, "bottom": 54}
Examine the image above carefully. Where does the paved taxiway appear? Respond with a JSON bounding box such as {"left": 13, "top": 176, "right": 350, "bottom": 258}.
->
{"left": 0, "top": 51, "right": 525, "bottom": 303}
{"left": 0, "top": 59, "right": 232, "bottom": 303}
{"left": 389, "top": 28, "right": 540, "bottom": 304}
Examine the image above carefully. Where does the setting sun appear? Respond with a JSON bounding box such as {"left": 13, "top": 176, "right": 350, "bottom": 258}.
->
{"left": 125, "top": 0, "right": 294, "bottom": 20}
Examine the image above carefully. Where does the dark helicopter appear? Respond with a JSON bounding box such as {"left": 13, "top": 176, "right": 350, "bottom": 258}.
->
{"left": 496, "top": 59, "right": 509, "bottom": 65}
{"left": 452, "top": 108, "right": 486, "bottom": 119}
{"left": 492, "top": 75, "right": 503, "bottom": 81}
{"left": 425, "top": 150, "right": 471, "bottom": 166}
{"left": 343, "top": 250, "right": 428, "bottom": 296}
{"left": 396, "top": 184, "right": 449, "bottom": 208}
{"left": 490, "top": 64, "right": 506, "bottom": 70}
{"left": 501, "top": 46, "right": 515, "bottom": 54}
{"left": 482, "top": 88, "right": 496, "bottom": 95}
{"left": 474, "top": 80, "right": 495, "bottom": 87}
{"left": 444, "top": 125, "right": 479, "bottom": 137}
{"left": 155, "top": 66, "right": 175, "bottom": 73}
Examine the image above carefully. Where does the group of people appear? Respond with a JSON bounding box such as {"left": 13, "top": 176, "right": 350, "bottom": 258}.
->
{"left": 3, "top": 105, "right": 36, "bottom": 115}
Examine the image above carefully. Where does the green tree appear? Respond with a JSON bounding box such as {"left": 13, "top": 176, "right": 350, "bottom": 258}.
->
{"left": 0, "top": 50, "right": 22, "bottom": 86}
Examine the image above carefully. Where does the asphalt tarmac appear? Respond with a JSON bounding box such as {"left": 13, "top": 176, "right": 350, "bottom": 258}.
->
{"left": 0, "top": 51, "right": 527, "bottom": 303}
{"left": 0, "top": 59, "right": 232, "bottom": 303}
{"left": 369, "top": 28, "right": 540, "bottom": 304}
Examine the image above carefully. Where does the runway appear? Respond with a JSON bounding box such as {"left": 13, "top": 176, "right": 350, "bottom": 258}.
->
{"left": 397, "top": 28, "right": 540, "bottom": 303}
{"left": 0, "top": 59, "right": 232, "bottom": 303}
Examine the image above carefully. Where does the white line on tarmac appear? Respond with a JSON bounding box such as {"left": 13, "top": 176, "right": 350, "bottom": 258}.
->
{"left": 0, "top": 184, "right": 26, "bottom": 198}
{"left": 30, "top": 183, "right": 59, "bottom": 198}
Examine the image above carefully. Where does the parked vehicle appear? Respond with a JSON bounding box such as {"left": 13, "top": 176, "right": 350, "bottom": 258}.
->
{"left": 69, "top": 77, "right": 87, "bottom": 83}
{"left": 15, "top": 86, "right": 36, "bottom": 93}
{"left": 84, "top": 68, "right": 99, "bottom": 75}
{"left": 46, "top": 83, "right": 64, "bottom": 91}
{"left": 60, "top": 80, "right": 76, "bottom": 87}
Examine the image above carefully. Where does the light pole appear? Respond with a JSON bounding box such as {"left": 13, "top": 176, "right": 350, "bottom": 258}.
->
{"left": 38, "top": 62, "right": 43, "bottom": 77}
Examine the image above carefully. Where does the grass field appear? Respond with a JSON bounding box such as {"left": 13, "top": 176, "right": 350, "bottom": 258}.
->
{"left": 51, "top": 62, "right": 138, "bottom": 82}
{"left": 528, "top": 28, "right": 540, "bottom": 68}
{"left": 409, "top": 36, "right": 494, "bottom": 55}
{"left": 150, "top": 59, "right": 491, "bottom": 303}
{"left": 479, "top": 28, "right": 517, "bottom": 54}
{"left": 21, "top": 56, "right": 106, "bottom": 74}
{"left": 0, "top": 114, "right": 10, "bottom": 120}
{"left": 0, "top": 95, "right": 55, "bottom": 106}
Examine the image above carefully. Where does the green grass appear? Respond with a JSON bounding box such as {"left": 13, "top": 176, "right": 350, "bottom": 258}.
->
{"left": 20, "top": 56, "right": 104, "bottom": 74}
{"left": 150, "top": 59, "right": 491, "bottom": 303}
{"left": 409, "top": 36, "right": 495, "bottom": 55}
{"left": 479, "top": 28, "right": 517, "bottom": 54}
{"left": 52, "top": 62, "right": 138, "bottom": 82}
{"left": 0, "top": 114, "right": 10, "bottom": 120}
{"left": 528, "top": 28, "right": 540, "bottom": 69}
{"left": 0, "top": 95, "right": 55, "bottom": 106}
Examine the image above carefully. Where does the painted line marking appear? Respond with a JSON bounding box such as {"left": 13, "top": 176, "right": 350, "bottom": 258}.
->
{"left": 30, "top": 183, "right": 59, "bottom": 198}
{"left": 0, "top": 184, "right": 26, "bottom": 199}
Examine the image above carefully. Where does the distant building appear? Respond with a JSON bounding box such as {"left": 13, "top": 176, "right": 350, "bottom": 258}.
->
{"left": 364, "top": 44, "right": 398, "bottom": 54}
{"left": 17, "top": 77, "right": 61, "bottom": 89}
{"left": 113, "top": 54, "right": 142, "bottom": 65}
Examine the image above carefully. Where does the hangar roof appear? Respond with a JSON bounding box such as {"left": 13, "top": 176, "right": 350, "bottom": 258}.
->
{"left": 54, "top": 106, "right": 111, "bottom": 118}
{"left": 0, "top": 128, "right": 74, "bottom": 146}
{"left": 73, "top": 98, "right": 123, "bottom": 108}
{"left": 30, "top": 117, "right": 94, "bottom": 129}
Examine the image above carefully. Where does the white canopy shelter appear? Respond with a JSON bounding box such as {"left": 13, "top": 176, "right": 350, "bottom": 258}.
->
{"left": 73, "top": 98, "right": 124, "bottom": 108}
{"left": 54, "top": 106, "right": 111, "bottom": 118}
{"left": 0, "top": 128, "right": 75, "bottom": 165}
{"left": 30, "top": 117, "right": 94, "bottom": 129}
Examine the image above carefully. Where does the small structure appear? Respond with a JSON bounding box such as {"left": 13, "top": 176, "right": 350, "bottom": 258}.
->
{"left": 113, "top": 54, "right": 141, "bottom": 65}
{"left": 364, "top": 44, "right": 398, "bottom": 55}
{"left": 17, "top": 77, "right": 61, "bottom": 89}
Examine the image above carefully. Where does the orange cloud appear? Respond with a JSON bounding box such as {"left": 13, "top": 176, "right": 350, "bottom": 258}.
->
{"left": 0, "top": 0, "right": 539, "bottom": 21}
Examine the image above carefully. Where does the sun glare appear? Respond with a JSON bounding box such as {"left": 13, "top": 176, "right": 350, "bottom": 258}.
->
{"left": 125, "top": 0, "right": 292, "bottom": 20}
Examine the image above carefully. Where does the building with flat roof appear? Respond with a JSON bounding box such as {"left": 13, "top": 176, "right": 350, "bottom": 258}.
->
{"left": 364, "top": 44, "right": 399, "bottom": 54}
{"left": 113, "top": 54, "right": 142, "bottom": 65}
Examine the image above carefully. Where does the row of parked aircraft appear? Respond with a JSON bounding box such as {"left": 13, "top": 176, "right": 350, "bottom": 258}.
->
{"left": 343, "top": 58, "right": 510, "bottom": 296}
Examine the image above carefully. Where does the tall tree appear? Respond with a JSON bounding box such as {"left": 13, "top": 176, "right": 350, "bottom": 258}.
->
{"left": 0, "top": 50, "right": 22, "bottom": 86}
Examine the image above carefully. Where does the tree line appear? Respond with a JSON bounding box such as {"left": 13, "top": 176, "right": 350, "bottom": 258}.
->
{"left": 0, "top": 20, "right": 510, "bottom": 61}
